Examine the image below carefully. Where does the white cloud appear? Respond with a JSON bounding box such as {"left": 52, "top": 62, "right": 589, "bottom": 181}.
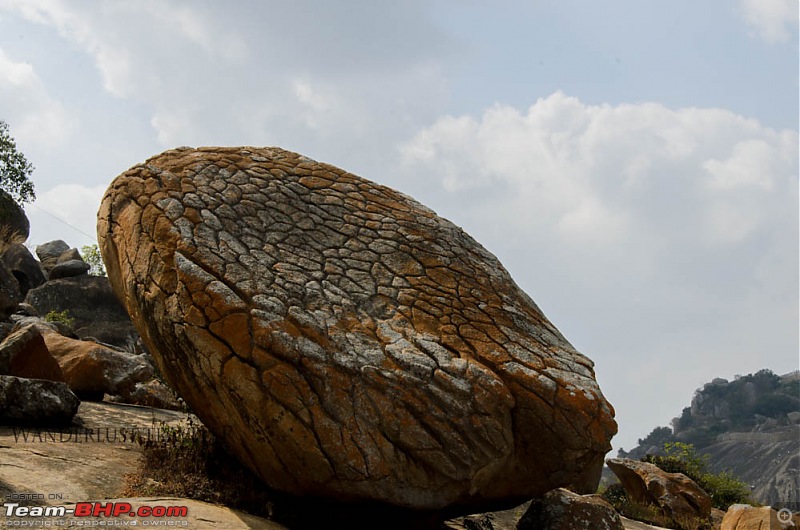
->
{"left": 1, "top": 0, "right": 449, "bottom": 158}
{"left": 401, "top": 91, "right": 797, "bottom": 248}
{"left": 0, "top": 47, "right": 71, "bottom": 148}
{"left": 24, "top": 183, "right": 107, "bottom": 246}
{"left": 1, "top": 0, "right": 248, "bottom": 99}
{"left": 738, "top": 0, "right": 799, "bottom": 43}
{"left": 402, "top": 92, "right": 798, "bottom": 449}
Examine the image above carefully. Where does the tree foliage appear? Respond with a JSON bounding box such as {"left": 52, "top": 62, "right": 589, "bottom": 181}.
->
{"left": 80, "top": 244, "right": 107, "bottom": 277}
{"left": 0, "top": 120, "right": 35, "bottom": 205}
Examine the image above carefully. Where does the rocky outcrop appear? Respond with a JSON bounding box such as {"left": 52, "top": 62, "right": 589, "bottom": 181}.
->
{"left": 98, "top": 146, "right": 617, "bottom": 511}
{"left": 41, "top": 330, "right": 154, "bottom": 400}
{"left": 606, "top": 458, "right": 712, "bottom": 525}
{"left": 703, "top": 426, "right": 800, "bottom": 510}
{"left": 0, "top": 324, "right": 64, "bottom": 381}
{"left": 625, "top": 370, "right": 800, "bottom": 508}
{"left": 1, "top": 243, "right": 46, "bottom": 296}
{"left": 0, "top": 375, "right": 79, "bottom": 425}
{"left": 517, "top": 488, "right": 624, "bottom": 530}
{"left": 32, "top": 242, "right": 92, "bottom": 279}
{"left": 25, "top": 274, "right": 139, "bottom": 349}
{"left": 35, "top": 240, "right": 70, "bottom": 274}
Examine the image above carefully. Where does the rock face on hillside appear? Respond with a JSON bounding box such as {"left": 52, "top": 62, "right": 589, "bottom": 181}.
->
{"left": 622, "top": 370, "right": 800, "bottom": 509}
{"left": 97, "top": 146, "right": 616, "bottom": 510}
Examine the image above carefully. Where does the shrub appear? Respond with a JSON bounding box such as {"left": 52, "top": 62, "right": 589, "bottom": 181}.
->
{"left": 602, "top": 479, "right": 714, "bottom": 530}
{"left": 643, "top": 442, "right": 752, "bottom": 510}
{"left": 44, "top": 309, "right": 75, "bottom": 328}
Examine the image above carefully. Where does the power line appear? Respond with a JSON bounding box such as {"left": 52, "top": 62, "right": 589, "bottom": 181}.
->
{"left": 28, "top": 202, "right": 97, "bottom": 244}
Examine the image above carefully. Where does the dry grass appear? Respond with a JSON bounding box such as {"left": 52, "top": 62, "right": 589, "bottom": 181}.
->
{"left": 122, "top": 420, "right": 274, "bottom": 515}
{"left": 122, "top": 420, "right": 450, "bottom": 529}
{"left": 0, "top": 225, "right": 24, "bottom": 254}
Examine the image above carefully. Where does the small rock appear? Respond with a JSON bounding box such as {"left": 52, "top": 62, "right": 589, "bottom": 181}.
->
{"left": 105, "top": 379, "right": 183, "bottom": 410}
{"left": 48, "top": 259, "right": 91, "bottom": 279}
{"left": 0, "top": 374, "right": 79, "bottom": 425}
{"left": 35, "top": 240, "right": 70, "bottom": 273}
{"left": 13, "top": 302, "right": 38, "bottom": 316}
{"left": 0, "top": 324, "right": 64, "bottom": 381}
{"left": 517, "top": 488, "right": 624, "bottom": 530}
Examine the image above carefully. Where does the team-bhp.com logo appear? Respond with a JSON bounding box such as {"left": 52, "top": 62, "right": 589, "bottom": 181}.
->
{"left": 3, "top": 501, "right": 188, "bottom": 525}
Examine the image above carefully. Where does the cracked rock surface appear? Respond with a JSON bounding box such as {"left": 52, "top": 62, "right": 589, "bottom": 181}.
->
{"left": 97, "top": 146, "right": 616, "bottom": 510}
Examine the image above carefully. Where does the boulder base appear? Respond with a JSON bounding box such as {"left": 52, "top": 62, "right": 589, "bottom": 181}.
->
{"left": 98, "top": 147, "right": 617, "bottom": 510}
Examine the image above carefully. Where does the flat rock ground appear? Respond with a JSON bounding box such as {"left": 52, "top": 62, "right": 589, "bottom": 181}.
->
{"left": 0, "top": 401, "right": 283, "bottom": 528}
{"left": 0, "top": 401, "right": 666, "bottom": 529}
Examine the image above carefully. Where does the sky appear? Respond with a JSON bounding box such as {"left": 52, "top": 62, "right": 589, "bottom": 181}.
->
{"left": 0, "top": 0, "right": 797, "bottom": 453}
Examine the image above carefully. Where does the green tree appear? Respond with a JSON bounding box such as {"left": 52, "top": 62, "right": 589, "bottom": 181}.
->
{"left": 637, "top": 426, "right": 675, "bottom": 449}
{"left": 80, "top": 244, "right": 107, "bottom": 277}
{"left": 0, "top": 120, "right": 35, "bottom": 205}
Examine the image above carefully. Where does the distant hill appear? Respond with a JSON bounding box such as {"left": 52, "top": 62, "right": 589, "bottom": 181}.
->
{"left": 617, "top": 369, "right": 800, "bottom": 509}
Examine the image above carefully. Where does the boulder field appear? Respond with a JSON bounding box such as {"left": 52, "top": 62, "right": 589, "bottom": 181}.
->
{"left": 97, "top": 146, "right": 617, "bottom": 511}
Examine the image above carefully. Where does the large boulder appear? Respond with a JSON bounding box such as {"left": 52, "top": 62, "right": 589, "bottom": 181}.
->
{"left": 1, "top": 243, "right": 46, "bottom": 295}
{"left": 606, "top": 458, "right": 712, "bottom": 524}
{"left": 97, "top": 147, "right": 617, "bottom": 511}
{"left": 0, "top": 323, "right": 64, "bottom": 381}
{"left": 517, "top": 488, "right": 624, "bottom": 530}
{"left": 24, "top": 274, "right": 140, "bottom": 349}
{"left": 0, "top": 374, "right": 79, "bottom": 425}
{"left": 41, "top": 330, "right": 154, "bottom": 400}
